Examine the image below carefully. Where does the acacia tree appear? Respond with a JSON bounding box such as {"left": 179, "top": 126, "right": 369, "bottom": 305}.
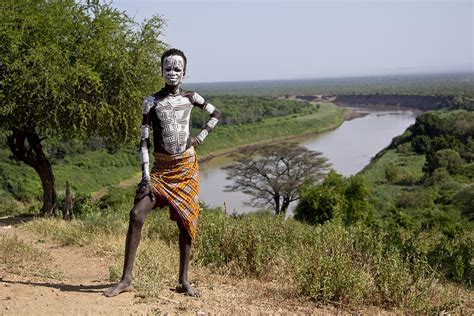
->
{"left": 0, "top": 0, "right": 167, "bottom": 214}
{"left": 223, "top": 142, "right": 330, "bottom": 215}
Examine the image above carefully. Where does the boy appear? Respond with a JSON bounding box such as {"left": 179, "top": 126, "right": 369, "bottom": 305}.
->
{"left": 104, "top": 48, "right": 220, "bottom": 297}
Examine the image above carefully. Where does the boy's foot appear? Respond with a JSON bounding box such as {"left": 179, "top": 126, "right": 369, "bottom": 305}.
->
{"left": 176, "top": 281, "right": 200, "bottom": 297}
{"left": 103, "top": 280, "right": 134, "bottom": 297}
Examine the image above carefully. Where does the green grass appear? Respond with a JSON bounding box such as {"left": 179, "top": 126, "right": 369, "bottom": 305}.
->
{"left": 0, "top": 102, "right": 344, "bottom": 216}
{"left": 23, "top": 197, "right": 469, "bottom": 312}
{"left": 196, "top": 102, "right": 345, "bottom": 156}
{"left": 361, "top": 149, "right": 426, "bottom": 212}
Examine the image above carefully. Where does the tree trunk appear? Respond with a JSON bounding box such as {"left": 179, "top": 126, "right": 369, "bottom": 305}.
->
{"left": 280, "top": 196, "right": 291, "bottom": 215}
{"left": 273, "top": 192, "right": 281, "bottom": 215}
{"left": 7, "top": 129, "right": 57, "bottom": 215}
{"left": 62, "top": 181, "right": 73, "bottom": 220}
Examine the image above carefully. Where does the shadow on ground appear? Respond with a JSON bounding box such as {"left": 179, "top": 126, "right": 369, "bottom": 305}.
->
{"left": 0, "top": 215, "right": 35, "bottom": 227}
{"left": 0, "top": 278, "right": 113, "bottom": 294}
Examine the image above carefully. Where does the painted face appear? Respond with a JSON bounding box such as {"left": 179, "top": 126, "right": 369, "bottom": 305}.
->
{"left": 162, "top": 55, "right": 185, "bottom": 86}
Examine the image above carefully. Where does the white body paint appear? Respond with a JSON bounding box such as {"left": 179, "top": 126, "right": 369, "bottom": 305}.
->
{"left": 138, "top": 53, "right": 220, "bottom": 181}
{"left": 162, "top": 56, "right": 185, "bottom": 86}
{"left": 154, "top": 94, "right": 193, "bottom": 154}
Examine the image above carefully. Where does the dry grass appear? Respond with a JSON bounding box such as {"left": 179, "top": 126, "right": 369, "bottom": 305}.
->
{"left": 0, "top": 234, "right": 63, "bottom": 280}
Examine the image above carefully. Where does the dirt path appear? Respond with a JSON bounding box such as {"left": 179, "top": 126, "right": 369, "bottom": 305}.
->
{"left": 0, "top": 218, "right": 337, "bottom": 315}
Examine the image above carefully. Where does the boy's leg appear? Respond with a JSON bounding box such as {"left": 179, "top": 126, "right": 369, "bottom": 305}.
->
{"left": 103, "top": 194, "right": 158, "bottom": 297}
{"left": 176, "top": 215, "right": 200, "bottom": 297}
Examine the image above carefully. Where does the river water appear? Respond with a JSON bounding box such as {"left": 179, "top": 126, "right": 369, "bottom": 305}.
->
{"left": 198, "top": 107, "right": 419, "bottom": 213}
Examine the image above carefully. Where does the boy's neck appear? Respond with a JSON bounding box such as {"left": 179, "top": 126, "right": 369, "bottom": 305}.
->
{"left": 164, "top": 84, "right": 181, "bottom": 95}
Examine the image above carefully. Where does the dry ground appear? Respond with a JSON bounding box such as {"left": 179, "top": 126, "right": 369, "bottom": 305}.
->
{"left": 0, "top": 217, "right": 352, "bottom": 315}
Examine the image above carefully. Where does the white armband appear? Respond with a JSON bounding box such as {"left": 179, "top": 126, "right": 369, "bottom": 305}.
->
{"left": 207, "top": 117, "right": 219, "bottom": 129}
{"left": 196, "top": 129, "right": 209, "bottom": 144}
{"left": 204, "top": 103, "right": 216, "bottom": 114}
{"left": 141, "top": 125, "right": 150, "bottom": 139}
{"left": 142, "top": 96, "right": 154, "bottom": 114}
{"left": 191, "top": 92, "right": 205, "bottom": 105}
{"left": 139, "top": 146, "right": 150, "bottom": 181}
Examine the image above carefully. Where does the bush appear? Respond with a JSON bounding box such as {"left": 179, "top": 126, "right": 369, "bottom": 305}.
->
{"left": 295, "top": 171, "right": 370, "bottom": 226}
{"left": 384, "top": 163, "right": 401, "bottom": 184}
{"left": 425, "top": 149, "right": 464, "bottom": 175}
{"left": 454, "top": 184, "right": 474, "bottom": 221}
{"left": 294, "top": 171, "right": 346, "bottom": 225}
{"left": 396, "top": 142, "right": 412, "bottom": 155}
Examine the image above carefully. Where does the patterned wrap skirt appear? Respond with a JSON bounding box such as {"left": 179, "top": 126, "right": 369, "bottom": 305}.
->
{"left": 150, "top": 147, "right": 200, "bottom": 240}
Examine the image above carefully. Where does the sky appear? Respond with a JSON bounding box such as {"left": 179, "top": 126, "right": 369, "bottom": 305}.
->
{"left": 113, "top": 0, "right": 473, "bottom": 83}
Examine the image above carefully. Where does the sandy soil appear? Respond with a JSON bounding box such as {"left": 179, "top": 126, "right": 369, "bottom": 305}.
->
{"left": 0, "top": 218, "right": 341, "bottom": 315}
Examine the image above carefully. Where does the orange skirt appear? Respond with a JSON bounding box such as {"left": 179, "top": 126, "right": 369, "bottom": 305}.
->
{"left": 150, "top": 147, "right": 200, "bottom": 240}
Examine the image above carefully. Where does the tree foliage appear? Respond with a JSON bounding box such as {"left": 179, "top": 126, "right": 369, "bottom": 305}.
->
{"left": 190, "top": 96, "right": 315, "bottom": 128}
{"left": 0, "top": 0, "right": 167, "bottom": 213}
{"left": 294, "top": 171, "right": 371, "bottom": 226}
{"left": 0, "top": 0, "right": 166, "bottom": 142}
{"left": 222, "top": 142, "right": 330, "bottom": 215}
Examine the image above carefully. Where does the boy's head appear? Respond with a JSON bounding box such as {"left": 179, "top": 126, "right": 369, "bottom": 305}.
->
{"left": 161, "top": 48, "right": 187, "bottom": 86}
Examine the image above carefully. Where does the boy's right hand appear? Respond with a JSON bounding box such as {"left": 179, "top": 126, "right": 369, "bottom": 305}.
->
{"left": 134, "top": 180, "right": 155, "bottom": 204}
{"left": 190, "top": 136, "right": 199, "bottom": 148}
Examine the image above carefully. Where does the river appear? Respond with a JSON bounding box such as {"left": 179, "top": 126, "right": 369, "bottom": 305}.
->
{"left": 198, "top": 107, "right": 419, "bottom": 214}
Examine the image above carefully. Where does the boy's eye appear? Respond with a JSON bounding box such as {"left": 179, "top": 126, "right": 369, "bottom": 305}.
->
{"left": 165, "top": 67, "right": 172, "bottom": 71}
{"left": 174, "top": 68, "right": 182, "bottom": 72}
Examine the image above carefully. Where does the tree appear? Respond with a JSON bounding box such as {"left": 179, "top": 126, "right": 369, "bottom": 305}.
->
{"left": 222, "top": 142, "right": 330, "bottom": 215}
{"left": 0, "top": 0, "right": 167, "bottom": 214}
{"left": 425, "top": 149, "right": 464, "bottom": 175}
{"left": 294, "top": 170, "right": 346, "bottom": 224}
{"left": 294, "top": 171, "right": 371, "bottom": 226}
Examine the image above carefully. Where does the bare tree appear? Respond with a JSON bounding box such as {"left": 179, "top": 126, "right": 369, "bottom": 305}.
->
{"left": 223, "top": 142, "right": 330, "bottom": 215}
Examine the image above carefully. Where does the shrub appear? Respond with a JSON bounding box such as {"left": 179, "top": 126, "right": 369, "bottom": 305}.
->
{"left": 384, "top": 163, "right": 401, "bottom": 184}
{"left": 294, "top": 171, "right": 346, "bottom": 225}
{"left": 425, "top": 149, "right": 464, "bottom": 175}
{"left": 454, "top": 184, "right": 474, "bottom": 221}
{"left": 295, "top": 172, "right": 371, "bottom": 226}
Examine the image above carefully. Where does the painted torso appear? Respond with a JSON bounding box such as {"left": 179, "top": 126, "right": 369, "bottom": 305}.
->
{"left": 144, "top": 89, "right": 194, "bottom": 155}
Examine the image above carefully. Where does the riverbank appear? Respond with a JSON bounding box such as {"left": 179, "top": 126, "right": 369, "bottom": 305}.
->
{"left": 0, "top": 102, "right": 346, "bottom": 216}
{"left": 196, "top": 101, "right": 346, "bottom": 161}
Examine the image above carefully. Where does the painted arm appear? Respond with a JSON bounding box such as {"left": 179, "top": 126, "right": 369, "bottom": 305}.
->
{"left": 190, "top": 92, "right": 220, "bottom": 145}
{"left": 139, "top": 97, "right": 153, "bottom": 183}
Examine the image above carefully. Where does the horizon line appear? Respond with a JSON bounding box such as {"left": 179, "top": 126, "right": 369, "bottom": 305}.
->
{"left": 184, "top": 70, "right": 473, "bottom": 86}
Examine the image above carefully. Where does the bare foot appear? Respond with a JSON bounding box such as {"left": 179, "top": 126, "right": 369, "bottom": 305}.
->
{"left": 103, "top": 280, "right": 134, "bottom": 297}
{"left": 176, "top": 281, "right": 200, "bottom": 297}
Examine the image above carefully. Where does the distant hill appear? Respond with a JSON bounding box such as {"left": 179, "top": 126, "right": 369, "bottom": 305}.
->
{"left": 185, "top": 72, "right": 473, "bottom": 97}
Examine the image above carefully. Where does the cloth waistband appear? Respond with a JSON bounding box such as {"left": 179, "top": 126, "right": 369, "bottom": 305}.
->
{"left": 153, "top": 146, "right": 196, "bottom": 162}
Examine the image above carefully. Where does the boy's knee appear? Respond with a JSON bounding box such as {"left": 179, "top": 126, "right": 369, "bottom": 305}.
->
{"left": 130, "top": 207, "right": 145, "bottom": 225}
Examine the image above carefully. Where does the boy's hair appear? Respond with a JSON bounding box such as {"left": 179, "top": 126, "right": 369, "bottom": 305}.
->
{"left": 161, "top": 48, "right": 187, "bottom": 73}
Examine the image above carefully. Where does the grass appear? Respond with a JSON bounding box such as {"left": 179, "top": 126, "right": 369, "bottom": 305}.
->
{"left": 195, "top": 102, "right": 345, "bottom": 157}
{"left": 0, "top": 234, "right": 64, "bottom": 280}
{"left": 22, "top": 188, "right": 471, "bottom": 313}
{"left": 0, "top": 102, "right": 344, "bottom": 217}
{"left": 361, "top": 149, "right": 426, "bottom": 213}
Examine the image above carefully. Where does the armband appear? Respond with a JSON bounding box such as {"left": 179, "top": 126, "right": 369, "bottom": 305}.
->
{"left": 196, "top": 129, "right": 209, "bottom": 144}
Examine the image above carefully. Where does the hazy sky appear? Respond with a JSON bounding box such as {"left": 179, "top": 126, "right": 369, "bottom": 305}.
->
{"left": 113, "top": 0, "right": 473, "bottom": 83}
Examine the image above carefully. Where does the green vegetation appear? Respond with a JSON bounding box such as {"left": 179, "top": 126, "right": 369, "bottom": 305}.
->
{"left": 3, "top": 106, "right": 472, "bottom": 312}
{"left": 23, "top": 188, "right": 468, "bottom": 312}
{"left": 190, "top": 95, "right": 315, "bottom": 127}
{"left": 0, "top": 100, "right": 345, "bottom": 217}
{"left": 186, "top": 72, "right": 474, "bottom": 97}
{"left": 0, "top": 0, "right": 166, "bottom": 214}
{"left": 195, "top": 102, "right": 345, "bottom": 156}
{"left": 360, "top": 110, "right": 473, "bottom": 283}
{"left": 295, "top": 171, "right": 371, "bottom": 226}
